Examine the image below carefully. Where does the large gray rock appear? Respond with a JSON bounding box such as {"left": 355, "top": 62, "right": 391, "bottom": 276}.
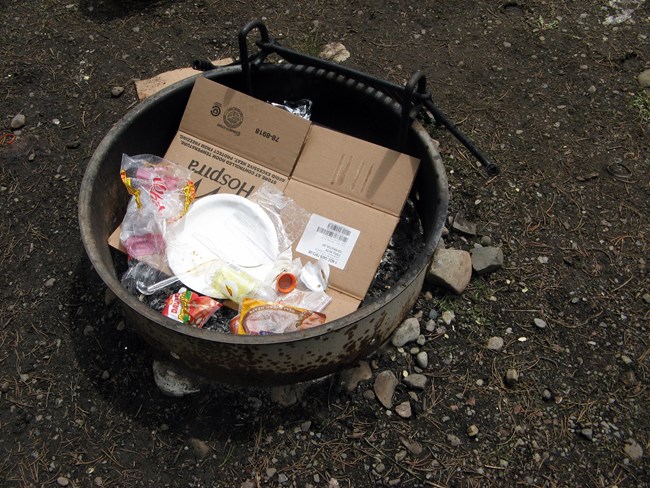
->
{"left": 374, "top": 370, "right": 398, "bottom": 409}
{"left": 391, "top": 317, "right": 421, "bottom": 347}
{"left": 471, "top": 246, "right": 504, "bottom": 275}
{"left": 426, "top": 247, "right": 472, "bottom": 294}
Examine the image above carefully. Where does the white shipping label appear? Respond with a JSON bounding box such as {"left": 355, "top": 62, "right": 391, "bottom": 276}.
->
{"left": 295, "top": 214, "right": 361, "bottom": 270}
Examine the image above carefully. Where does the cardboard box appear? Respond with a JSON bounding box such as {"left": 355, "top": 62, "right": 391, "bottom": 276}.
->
{"left": 112, "top": 77, "right": 419, "bottom": 321}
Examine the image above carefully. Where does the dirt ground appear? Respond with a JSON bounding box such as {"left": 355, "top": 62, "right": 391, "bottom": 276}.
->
{"left": 1, "top": 1, "right": 649, "bottom": 487}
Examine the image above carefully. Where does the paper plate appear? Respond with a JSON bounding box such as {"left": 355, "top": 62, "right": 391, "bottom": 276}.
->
{"left": 165, "top": 194, "right": 279, "bottom": 298}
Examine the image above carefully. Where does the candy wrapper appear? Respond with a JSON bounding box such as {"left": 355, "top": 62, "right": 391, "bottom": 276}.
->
{"left": 162, "top": 288, "right": 223, "bottom": 328}
{"left": 231, "top": 298, "right": 326, "bottom": 335}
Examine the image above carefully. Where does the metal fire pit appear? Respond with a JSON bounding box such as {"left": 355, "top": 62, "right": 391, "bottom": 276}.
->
{"left": 79, "top": 23, "right": 452, "bottom": 386}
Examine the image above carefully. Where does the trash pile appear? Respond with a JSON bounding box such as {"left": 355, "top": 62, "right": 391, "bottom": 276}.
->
{"left": 118, "top": 152, "right": 340, "bottom": 335}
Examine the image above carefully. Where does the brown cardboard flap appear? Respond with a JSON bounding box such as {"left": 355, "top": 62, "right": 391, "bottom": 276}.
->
{"left": 178, "top": 77, "right": 311, "bottom": 176}
{"left": 292, "top": 125, "right": 420, "bottom": 216}
{"left": 284, "top": 180, "right": 398, "bottom": 301}
{"left": 323, "top": 289, "right": 361, "bottom": 322}
{"left": 164, "top": 132, "right": 289, "bottom": 199}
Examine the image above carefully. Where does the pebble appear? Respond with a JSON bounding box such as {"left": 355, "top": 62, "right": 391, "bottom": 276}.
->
{"left": 533, "top": 318, "right": 547, "bottom": 329}
{"left": 403, "top": 373, "right": 427, "bottom": 390}
{"left": 621, "top": 355, "right": 633, "bottom": 365}
{"left": 642, "top": 293, "right": 650, "bottom": 304}
{"left": 11, "top": 113, "right": 26, "bottom": 130}
{"left": 0, "top": 381, "right": 9, "bottom": 393}
{"left": 189, "top": 438, "right": 211, "bottom": 459}
{"left": 116, "top": 321, "right": 126, "bottom": 331}
{"left": 505, "top": 368, "right": 519, "bottom": 387}
{"left": 340, "top": 361, "right": 372, "bottom": 391}
{"left": 45, "top": 278, "right": 56, "bottom": 288}
{"left": 363, "top": 389, "right": 376, "bottom": 401}
{"left": 83, "top": 325, "right": 95, "bottom": 336}
{"left": 624, "top": 439, "right": 643, "bottom": 461}
{"left": 101, "top": 371, "right": 110, "bottom": 380}
{"left": 542, "top": 389, "right": 553, "bottom": 401}
{"left": 638, "top": 69, "right": 650, "bottom": 88}
{"left": 480, "top": 235, "right": 492, "bottom": 246}
{"left": 580, "top": 428, "right": 593, "bottom": 441}
{"left": 94, "top": 477, "right": 103, "bottom": 486}
{"left": 374, "top": 371, "right": 398, "bottom": 409}
{"left": 471, "top": 246, "right": 504, "bottom": 275}
{"left": 391, "top": 318, "right": 420, "bottom": 347}
{"left": 426, "top": 247, "right": 472, "bottom": 294}
{"left": 278, "top": 473, "right": 288, "bottom": 484}
{"left": 428, "top": 309, "right": 439, "bottom": 320}
{"left": 425, "top": 319, "right": 435, "bottom": 332}
{"left": 442, "top": 310, "right": 455, "bottom": 325}
{"left": 319, "top": 42, "right": 350, "bottom": 63}
{"left": 447, "top": 434, "right": 461, "bottom": 447}
{"left": 486, "top": 336, "right": 504, "bottom": 351}
{"left": 451, "top": 215, "right": 477, "bottom": 236}
{"left": 111, "top": 86, "right": 125, "bottom": 98}
{"left": 415, "top": 351, "right": 428, "bottom": 369}
{"left": 266, "top": 467, "right": 277, "bottom": 478}
{"left": 57, "top": 477, "right": 69, "bottom": 487}
{"left": 395, "top": 401, "right": 412, "bottom": 418}
{"left": 467, "top": 424, "right": 479, "bottom": 438}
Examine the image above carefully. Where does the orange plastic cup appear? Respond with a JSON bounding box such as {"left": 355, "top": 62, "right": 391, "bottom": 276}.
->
{"left": 276, "top": 272, "right": 297, "bottom": 294}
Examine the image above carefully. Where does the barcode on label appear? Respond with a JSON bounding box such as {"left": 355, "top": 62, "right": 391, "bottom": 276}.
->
{"left": 327, "top": 222, "right": 351, "bottom": 236}
{"left": 317, "top": 225, "right": 349, "bottom": 243}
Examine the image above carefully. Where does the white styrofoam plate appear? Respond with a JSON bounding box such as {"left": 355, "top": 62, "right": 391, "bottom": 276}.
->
{"left": 165, "top": 194, "right": 278, "bottom": 298}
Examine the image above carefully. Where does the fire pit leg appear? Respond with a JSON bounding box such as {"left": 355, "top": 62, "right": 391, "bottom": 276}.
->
{"left": 152, "top": 358, "right": 206, "bottom": 397}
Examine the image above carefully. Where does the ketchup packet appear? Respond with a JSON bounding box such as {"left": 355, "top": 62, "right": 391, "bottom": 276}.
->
{"left": 163, "top": 288, "right": 222, "bottom": 328}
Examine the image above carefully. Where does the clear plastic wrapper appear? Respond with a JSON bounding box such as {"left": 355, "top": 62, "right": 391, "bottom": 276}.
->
{"left": 270, "top": 99, "right": 312, "bottom": 120}
{"left": 119, "top": 154, "right": 195, "bottom": 269}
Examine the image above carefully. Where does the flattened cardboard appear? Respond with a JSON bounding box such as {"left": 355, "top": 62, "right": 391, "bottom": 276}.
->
{"left": 293, "top": 125, "right": 420, "bottom": 216}
{"left": 176, "top": 77, "right": 310, "bottom": 176}
{"left": 284, "top": 180, "right": 398, "bottom": 301}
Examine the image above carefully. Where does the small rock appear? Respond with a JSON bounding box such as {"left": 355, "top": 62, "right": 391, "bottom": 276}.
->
{"left": 580, "top": 428, "right": 593, "bottom": 441}
{"left": 486, "top": 336, "right": 504, "bottom": 351}
{"left": 403, "top": 373, "right": 427, "bottom": 390}
{"left": 363, "top": 389, "right": 376, "bottom": 401}
{"left": 480, "top": 235, "right": 492, "bottom": 246}
{"left": 0, "top": 381, "right": 9, "bottom": 393}
{"left": 395, "top": 450, "right": 407, "bottom": 462}
{"left": 266, "top": 467, "right": 277, "bottom": 478}
{"left": 542, "top": 389, "right": 553, "bottom": 401}
{"left": 340, "top": 361, "right": 372, "bottom": 391}
{"left": 66, "top": 140, "right": 80, "bottom": 149}
{"left": 426, "top": 247, "right": 472, "bottom": 294}
{"left": 533, "top": 318, "right": 547, "bottom": 329}
{"left": 328, "top": 478, "right": 341, "bottom": 488}
{"left": 57, "top": 477, "right": 69, "bottom": 487}
{"left": 400, "top": 438, "right": 423, "bottom": 455}
{"left": 471, "top": 246, "right": 504, "bottom": 275}
{"left": 111, "top": 86, "right": 125, "bottom": 98}
{"left": 641, "top": 293, "right": 650, "bottom": 304}
{"left": 374, "top": 371, "right": 399, "bottom": 409}
{"left": 395, "top": 401, "right": 412, "bottom": 418}
{"left": 116, "top": 321, "right": 126, "bottom": 331}
{"left": 638, "top": 69, "right": 650, "bottom": 88}
{"left": 189, "top": 438, "right": 211, "bottom": 459}
{"left": 447, "top": 434, "right": 461, "bottom": 447}
{"left": 278, "top": 473, "right": 288, "bottom": 484}
{"left": 241, "top": 481, "right": 255, "bottom": 488}
{"left": 101, "top": 370, "right": 110, "bottom": 380}
{"left": 94, "top": 477, "right": 103, "bottom": 486}
{"left": 83, "top": 325, "right": 95, "bottom": 336}
{"left": 415, "top": 351, "right": 428, "bottom": 369}
{"left": 105, "top": 288, "right": 117, "bottom": 306}
{"left": 271, "top": 384, "right": 305, "bottom": 407}
{"left": 451, "top": 215, "right": 477, "bottom": 236}
{"left": 11, "top": 113, "right": 26, "bottom": 130}
{"left": 44, "top": 278, "right": 56, "bottom": 288}
{"left": 442, "top": 310, "right": 455, "bottom": 325}
{"left": 621, "top": 355, "right": 633, "bottom": 365}
{"left": 301, "top": 420, "right": 312, "bottom": 432}
{"left": 319, "top": 42, "right": 350, "bottom": 63}
{"left": 467, "top": 424, "right": 479, "bottom": 438}
{"left": 391, "top": 318, "right": 421, "bottom": 347}
{"left": 505, "top": 368, "right": 519, "bottom": 387}
{"left": 428, "top": 309, "right": 439, "bottom": 320}
{"left": 624, "top": 439, "right": 643, "bottom": 461}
